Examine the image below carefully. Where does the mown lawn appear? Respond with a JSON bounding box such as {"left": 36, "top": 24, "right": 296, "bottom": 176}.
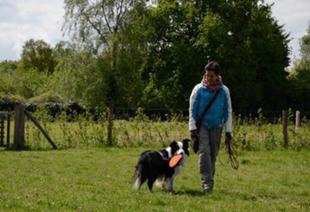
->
{"left": 0, "top": 148, "right": 309, "bottom": 211}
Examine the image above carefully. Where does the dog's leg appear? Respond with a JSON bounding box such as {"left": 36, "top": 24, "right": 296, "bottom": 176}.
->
{"left": 165, "top": 177, "right": 175, "bottom": 192}
{"left": 154, "top": 177, "right": 165, "bottom": 189}
{"left": 147, "top": 177, "right": 156, "bottom": 191}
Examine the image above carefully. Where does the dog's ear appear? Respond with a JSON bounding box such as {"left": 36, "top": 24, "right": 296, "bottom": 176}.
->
{"left": 182, "top": 138, "right": 190, "bottom": 156}
{"left": 169, "top": 140, "right": 178, "bottom": 148}
{"left": 182, "top": 138, "right": 190, "bottom": 145}
{"left": 169, "top": 140, "right": 179, "bottom": 154}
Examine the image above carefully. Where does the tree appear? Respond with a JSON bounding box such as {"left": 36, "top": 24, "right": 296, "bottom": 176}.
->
{"left": 63, "top": 0, "right": 144, "bottom": 145}
{"left": 52, "top": 44, "right": 103, "bottom": 107}
{"left": 289, "top": 23, "right": 310, "bottom": 110}
{"left": 135, "top": 0, "right": 290, "bottom": 112}
{"left": 300, "top": 24, "right": 310, "bottom": 62}
{"left": 137, "top": 1, "right": 207, "bottom": 111}
{"left": 0, "top": 60, "right": 18, "bottom": 94}
{"left": 19, "top": 39, "right": 55, "bottom": 73}
{"left": 193, "top": 0, "right": 290, "bottom": 111}
{"left": 62, "top": 0, "right": 291, "bottom": 119}
{"left": 0, "top": 60, "right": 17, "bottom": 73}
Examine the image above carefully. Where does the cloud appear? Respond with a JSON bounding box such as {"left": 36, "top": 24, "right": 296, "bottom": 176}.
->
{"left": 0, "top": 0, "right": 65, "bottom": 61}
{"left": 0, "top": 0, "right": 309, "bottom": 64}
{"left": 267, "top": 0, "right": 310, "bottom": 60}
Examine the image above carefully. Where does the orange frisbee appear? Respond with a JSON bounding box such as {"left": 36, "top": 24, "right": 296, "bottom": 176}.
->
{"left": 169, "top": 154, "right": 183, "bottom": 168}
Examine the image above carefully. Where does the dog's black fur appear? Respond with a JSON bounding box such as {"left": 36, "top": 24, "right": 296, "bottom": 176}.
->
{"left": 133, "top": 139, "right": 190, "bottom": 191}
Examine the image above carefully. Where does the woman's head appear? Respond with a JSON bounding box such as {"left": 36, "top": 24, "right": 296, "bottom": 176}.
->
{"left": 204, "top": 61, "right": 220, "bottom": 85}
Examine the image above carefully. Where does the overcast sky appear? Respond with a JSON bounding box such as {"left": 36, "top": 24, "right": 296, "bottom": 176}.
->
{"left": 0, "top": 0, "right": 309, "bottom": 66}
{"left": 0, "top": 0, "right": 64, "bottom": 61}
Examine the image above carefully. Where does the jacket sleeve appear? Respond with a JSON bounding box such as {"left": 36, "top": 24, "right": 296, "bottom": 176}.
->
{"left": 189, "top": 83, "right": 201, "bottom": 131}
{"left": 222, "top": 85, "right": 232, "bottom": 133}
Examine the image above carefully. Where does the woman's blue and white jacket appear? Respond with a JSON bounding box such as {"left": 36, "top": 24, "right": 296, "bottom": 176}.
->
{"left": 189, "top": 82, "right": 232, "bottom": 133}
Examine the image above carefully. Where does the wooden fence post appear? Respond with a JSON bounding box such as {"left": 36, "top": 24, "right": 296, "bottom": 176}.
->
{"left": 13, "top": 105, "right": 25, "bottom": 149}
{"left": 0, "top": 114, "right": 4, "bottom": 146}
{"left": 295, "top": 110, "right": 301, "bottom": 130}
{"left": 7, "top": 112, "right": 10, "bottom": 148}
{"left": 107, "top": 106, "right": 113, "bottom": 146}
{"left": 282, "top": 110, "right": 288, "bottom": 149}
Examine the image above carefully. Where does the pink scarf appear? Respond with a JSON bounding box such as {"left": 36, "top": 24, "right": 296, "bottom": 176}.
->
{"left": 202, "top": 75, "right": 222, "bottom": 91}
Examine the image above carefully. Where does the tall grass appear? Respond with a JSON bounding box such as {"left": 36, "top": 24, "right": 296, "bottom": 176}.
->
{"left": 20, "top": 108, "right": 310, "bottom": 151}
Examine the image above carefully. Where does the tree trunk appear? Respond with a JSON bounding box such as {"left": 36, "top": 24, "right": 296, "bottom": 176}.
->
{"left": 106, "top": 40, "right": 118, "bottom": 146}
{"left": 282, "top": 110, "right": 288, "bottom": 149}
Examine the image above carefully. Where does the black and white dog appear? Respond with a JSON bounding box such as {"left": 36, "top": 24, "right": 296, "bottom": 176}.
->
{"left": 133, "top": 139, "right": 190, "bottom": 192}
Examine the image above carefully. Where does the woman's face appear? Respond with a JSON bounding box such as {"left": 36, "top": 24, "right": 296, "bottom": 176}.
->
{"left": 205, "top": 70, "right": 218, "bottom": 85}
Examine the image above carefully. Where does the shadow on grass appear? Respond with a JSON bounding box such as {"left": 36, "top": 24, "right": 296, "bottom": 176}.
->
{"left": 4, "top": 145, "right": 59, "bottom": 151}
{"left": 173, "top": 189, "right": 206, "bottom": 196}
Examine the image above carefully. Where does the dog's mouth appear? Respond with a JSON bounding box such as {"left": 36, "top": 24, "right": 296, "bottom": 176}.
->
{"left": 174, "top": 153, "right": 188, "bottom": 166}
{"left": 175, "top": 151, "right": 189, "bottom": 157}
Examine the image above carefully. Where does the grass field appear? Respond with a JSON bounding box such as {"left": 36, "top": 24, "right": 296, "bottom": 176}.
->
{"left": 0, "top": 147, "right": 309, "bottom": 211}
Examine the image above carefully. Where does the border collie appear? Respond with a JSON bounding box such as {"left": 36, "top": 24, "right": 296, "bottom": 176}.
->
{"left": 133, "top": 139, "right": 190, "bottom": 192}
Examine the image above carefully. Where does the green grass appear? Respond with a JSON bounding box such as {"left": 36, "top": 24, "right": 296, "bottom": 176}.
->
{"left": 0, "top": 148, "right": 309, "bottom": 211}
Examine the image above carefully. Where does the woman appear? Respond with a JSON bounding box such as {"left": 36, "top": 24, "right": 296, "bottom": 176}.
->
{"left": 189, "top": 61, "right": 232, "bottom": 193}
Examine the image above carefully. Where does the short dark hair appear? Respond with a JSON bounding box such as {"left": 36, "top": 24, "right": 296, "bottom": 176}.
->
{"left": 204, "top": 61, "right": 220, "bottom": 75}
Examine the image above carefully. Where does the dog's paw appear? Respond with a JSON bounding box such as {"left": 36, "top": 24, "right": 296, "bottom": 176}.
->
{"left": 168, "top": 190, "right": 176, "bottom": 195}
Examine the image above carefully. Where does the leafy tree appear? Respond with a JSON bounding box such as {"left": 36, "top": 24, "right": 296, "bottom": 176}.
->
{"left": 63, "top": 0, "right": 145, "bottom": 145}
{"left": 19, "top": 39, "right": 55, "bottom": 73}
{"left": 300, "top": 24, "right": 310, "bottom": 62}
{"left": 52, "top": 46, "right": 109, "bottom": 109}
{"left": 61, "top": 0, "right": 291, "bottom": 117}
{"left": 289, "top": 24, "right": 310, "bottom": 110}
{"left": 14, "top": 69, "right": 49, "bottom": 98}
{"left": 138, "top": 1, "right": 206, "bottom": 111}
{"left": 53, "top": 41, "right": 76, "bottom": 61}
{"left": 195, "top": 0, "right": 290, "bottom": 111}
{"left": 114, "top": 18, "right": 147, "bottom": 108}
{"left": 0, "top": 60, "right": 18, "bottom": 73}
{"left": 0, "top": 60, "right": 18, "bottom": 94}
{"left": 0, "top": 59, "right": 50, "bottom": 99}
{"left": 134, "top": 0, "right": 290, "bottom": 112}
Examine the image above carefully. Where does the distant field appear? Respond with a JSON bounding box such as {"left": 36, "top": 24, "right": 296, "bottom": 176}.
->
{"left": 0, "top": 148, "right": 309, "bottom": 211}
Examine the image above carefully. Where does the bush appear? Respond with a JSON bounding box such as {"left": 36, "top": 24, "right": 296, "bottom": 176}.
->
{"left": 14, "top": 69, "right": 50, "bottom": 99}
{"left": 0, "top": 93, "right": 25, "bottom": 111}
{"left": 28, "top": 92, "right": 64, "bottom": 104}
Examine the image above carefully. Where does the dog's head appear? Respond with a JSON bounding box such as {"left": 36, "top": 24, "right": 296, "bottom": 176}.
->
{"left": 167, "top": 138, "right": 190, "bottom": 158}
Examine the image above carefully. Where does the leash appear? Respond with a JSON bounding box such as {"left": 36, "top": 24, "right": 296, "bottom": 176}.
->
{"left": 225, "top": 141, "right": 239, "bottom": 170}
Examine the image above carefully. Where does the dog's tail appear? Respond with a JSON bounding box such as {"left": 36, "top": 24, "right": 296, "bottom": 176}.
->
{"left": 133, "top": 163, "right": 143, "bottom": 190}
{"left": 133, "top": 151, "right": 151, "bottom": 190}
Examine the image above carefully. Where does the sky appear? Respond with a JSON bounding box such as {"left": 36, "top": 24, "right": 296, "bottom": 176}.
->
{"left": 266, "top": 0, "right": 310, "bottom": 61}
{"left": 0, "top": 0, "right": 310, "bottom": 66}
{"left": 0, "top": 0, "right": 64, "bottom": 61}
